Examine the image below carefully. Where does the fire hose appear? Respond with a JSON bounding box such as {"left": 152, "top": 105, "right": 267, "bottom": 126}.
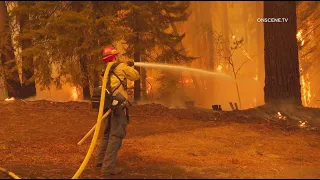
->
{"left": 77, "top": 109, "right": 111, "bottom": 145}
{"left": 0, "top": 62, "right": 115, "bottom": 179}
{"left": 0, "top": 167, "right": 20, "bottom": 179}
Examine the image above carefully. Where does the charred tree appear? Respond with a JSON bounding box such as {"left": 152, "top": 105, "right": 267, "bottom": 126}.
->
{"left": 264, "top": 1, "right": 302, "bottom": 105}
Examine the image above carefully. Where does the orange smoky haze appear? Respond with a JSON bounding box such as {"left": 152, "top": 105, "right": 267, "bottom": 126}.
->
{"left": 9, "top": 1, "right": 319, "bottom": 109}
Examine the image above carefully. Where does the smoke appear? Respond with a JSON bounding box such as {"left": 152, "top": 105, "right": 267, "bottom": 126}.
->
{"left": 25, "top": 83, "right": 83, "bottom": 102}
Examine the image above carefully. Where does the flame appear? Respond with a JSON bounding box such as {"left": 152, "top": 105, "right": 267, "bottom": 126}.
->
{"left": 301, "top": 73, "right": 312, "bottom": 106}
{"left": 254, "top": 75, "right": 258, "bottom": 81}
{"left": 72, "top": 87, "right": 79, "bottom": 101}
{"left": 296, "top": 29, "right": 304, "bottom": 46}
{"left": 146, "top": 84, "right": 151, "bottom": 94}
{"left": 217, "top": 64, "right": 223, "bottom": 72}
{"left": 299, "top": 120, "right": 308, "bottom": 128}
{"left": 231, "top": 35, "right": 236, "bottom": 39}
{"left": 277, "top": 112, "right": 287, "bottom": 120}
{"left": 296, "top": 30, "right": 302, "bottom": 39}
{"left": 4, "top": 97, "right": 15, "bottom": 101}
{"left": 179, "top": 78, "right": 193, "bottom": 84}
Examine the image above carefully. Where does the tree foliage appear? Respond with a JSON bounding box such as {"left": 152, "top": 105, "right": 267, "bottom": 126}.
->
{"left": 10, "top": 1, "right": 124, "bottom": 89}
{"left": 5, "top": 1, "right": 194, "bottom": 101}
{"left": 118, "top": 1, "right": 194, "bottom": 100}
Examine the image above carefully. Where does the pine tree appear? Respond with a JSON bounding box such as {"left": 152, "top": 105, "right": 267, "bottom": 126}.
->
{"left": 119, "top": 1, "right": 194, "bottom": 102}
{"left": 264, "top": 1, "right": 301, "bottom": 105}
{"left": 11, "top": 1, "right": 123, "bottom": 96}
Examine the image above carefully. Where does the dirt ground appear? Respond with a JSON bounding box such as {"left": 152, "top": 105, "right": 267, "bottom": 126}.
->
{"left": 0, "top": 100, "right": 320, "bottom": 179}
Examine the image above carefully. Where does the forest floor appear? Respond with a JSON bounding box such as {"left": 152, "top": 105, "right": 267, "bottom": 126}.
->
{"left": 0, "top": 100, "right": 320, "bottom": 179}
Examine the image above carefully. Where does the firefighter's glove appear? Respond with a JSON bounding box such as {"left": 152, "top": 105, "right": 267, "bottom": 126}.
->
{"left": 127, "top": 61, "right": 134, "bottom": 67}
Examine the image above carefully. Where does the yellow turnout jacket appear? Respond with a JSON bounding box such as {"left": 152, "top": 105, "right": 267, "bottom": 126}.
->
{"left": 107, "top": 62, "right": 139, "bottom": 99}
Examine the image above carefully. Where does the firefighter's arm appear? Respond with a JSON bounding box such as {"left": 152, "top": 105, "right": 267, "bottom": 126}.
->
{"left": 122, "top": 64, "right": 140, "bottom": 81}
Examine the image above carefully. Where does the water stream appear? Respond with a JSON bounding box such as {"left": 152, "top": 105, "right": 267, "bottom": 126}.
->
{"left": 134, "top": 62, "right": 234, "bottom": 81}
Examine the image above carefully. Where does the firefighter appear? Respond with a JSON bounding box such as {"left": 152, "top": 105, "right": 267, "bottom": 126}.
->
{"left": 95, "top": 46, "right": 139, "bottom": 178}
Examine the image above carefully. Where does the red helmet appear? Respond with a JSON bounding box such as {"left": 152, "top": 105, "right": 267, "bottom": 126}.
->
{"left": 102, "top": 46, "right": 119, "bottom": 62}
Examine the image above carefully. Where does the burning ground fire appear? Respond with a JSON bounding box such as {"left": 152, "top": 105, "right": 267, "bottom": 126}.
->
{"left": 277, "top": 111, "right": 309, "bottom": 129}
{"left": 301, "top": 74, "right": 312, "bottom": 106}
{"left": 179, "top": 78, "right": 193, "bottom": 84}
{"left": 71, "top": 87, "right": 79, "bottom": 101}
{"left": 217, "top": 64, "right": 223, "bottom": 72}
{"left": 277, "top": 112, "right": 287, "bottom": 120}
{"left": 4, "top": 97, "right": 15, "bottom": 101}
{"left": 299, "top": 120, "right": 308, "bottom": 128}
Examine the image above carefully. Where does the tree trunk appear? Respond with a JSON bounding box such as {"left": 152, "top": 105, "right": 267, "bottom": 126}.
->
{"left": 190, "top": 1, "right": 203, "bottom": 103}
{"left": 243, "top": 2, "right": 249, "bottom": 50}
{"left": 256, "top": 1, "right": 265, "bottom": 105}
{"left": 221, "top": 2, "right": 230, "bottom": 73}
{"left": 202, "top": 2, "right": 214, "bottom": 70}
{"left": 0, "top": 1, "right": 8, "bottom": 99}
{"left": 0, "top": 1, "right": 20, "bottom": 98}
{"left": 133, "top": 49, "right": 141, "bottom": 102}
{"left": 17, "top": 4, "right": 37, "bottom": 98}
{"left": 141, "top": 67, "right": 147, "bottom": 100}
{"left": 79, "top": 55, "right": 91, "bottom": 100}
{"left": 264, "top": 1, "right": 301, "bottom": 105}
{"left": 197, "top": 2, "right": 215, "bottom": 106}
{"left": 171, "top": 22, "right": 187, "bottom": 97}
{"left": 133, "top": 16, "right": 141, "bottom": 102}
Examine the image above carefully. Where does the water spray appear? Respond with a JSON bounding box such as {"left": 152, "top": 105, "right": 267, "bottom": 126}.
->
{"left": 134, "top": 62, "right": 234, "bottom": 80}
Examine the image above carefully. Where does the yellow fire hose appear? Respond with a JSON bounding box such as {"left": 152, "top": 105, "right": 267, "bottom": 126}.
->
{"left": 0, "top": 167, "right": 21, "bottom": 179}
{"left": 0, "top": 62, "right": 115, "bottom": 179}
{"left": 77, "top": 109, "right": 111, "bottom": 146}
{"left": 71, "top": 62, "right": 114, "bottom": 179}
